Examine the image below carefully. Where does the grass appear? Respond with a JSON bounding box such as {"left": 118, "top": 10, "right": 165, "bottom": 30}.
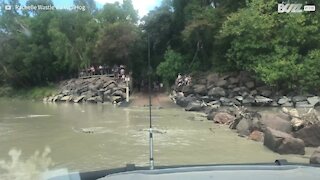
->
{"left": 0, "top": 85, "right": 57, "bottom": 100}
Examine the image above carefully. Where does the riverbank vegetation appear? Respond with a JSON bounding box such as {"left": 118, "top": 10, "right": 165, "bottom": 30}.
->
{"left": 0, "top": 85, "right": 56, "bottom": 100}
{"left": 1, "top": 0, "right": 320, "bottom": 94}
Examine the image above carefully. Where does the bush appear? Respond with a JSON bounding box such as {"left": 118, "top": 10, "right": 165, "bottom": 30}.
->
{"left": 156, "top": 48, "right": 186, "bottom": 84}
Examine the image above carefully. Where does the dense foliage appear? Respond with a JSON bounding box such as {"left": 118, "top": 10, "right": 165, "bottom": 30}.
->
{"left": 0, "top": 0, "right": 320, "bottom": 92}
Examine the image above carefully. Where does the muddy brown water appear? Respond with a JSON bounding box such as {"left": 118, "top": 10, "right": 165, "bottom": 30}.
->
{"left": 0, "top": 99, "right": 316, "bottom": 173}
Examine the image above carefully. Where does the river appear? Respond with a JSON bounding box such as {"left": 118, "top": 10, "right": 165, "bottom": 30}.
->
{"left": 0, "top": 99, "right": 315, "bottom": 173}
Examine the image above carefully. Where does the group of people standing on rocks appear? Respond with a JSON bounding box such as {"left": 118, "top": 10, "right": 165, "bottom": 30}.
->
{"left": 175, "top": 74, "right": 192, "bottom": 87}
{"left": 79, "top": 64, "right": 127, "bottom": 81}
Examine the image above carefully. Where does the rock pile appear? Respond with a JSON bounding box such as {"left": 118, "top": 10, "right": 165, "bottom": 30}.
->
{"left": 43, "top": 77, "right": 128, "bottom": 104}
{"left": 203, "top": 105, "right": 320, "bottom": 155}
{"left": 171, "top": 72, "right": 320, "bottom": 108}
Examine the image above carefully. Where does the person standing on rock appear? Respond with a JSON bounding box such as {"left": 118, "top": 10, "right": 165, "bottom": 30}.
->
{"left": 87, "top": 67, "right": 91, "bottom": 76}
{"left": 176, "top": 74, "right": 183, "bottom": 87}
{"left": 99, "top": 65, "right": 103, "bottom": 75}
{"left": 112, "top": 65, "right": 119, "bottom": 78}
{"left": 104, "top": 64, "right": 110, "bottom": 75}
{"left": 186, "top": 75, "right": 192, "bottom": 85}
{"left": 90, "top": 66, "right": 95, "bottom": 76}
{"left": 120, "top": 65, "right": 125, "bottom": 81}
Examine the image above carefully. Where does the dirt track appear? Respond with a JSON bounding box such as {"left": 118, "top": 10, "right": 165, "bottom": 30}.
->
{"left": 130, "top": 93, "right": 178, "bottom": 108}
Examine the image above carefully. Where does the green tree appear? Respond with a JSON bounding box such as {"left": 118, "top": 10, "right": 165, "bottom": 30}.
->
{"left": 220, "top": 0, "right": 320, "bottom": 91}
{"left": 156, "top": 48, "right": 185, "bottom": 85}
{"left": 95, "top": 22, "right": 139, "bottom": 66}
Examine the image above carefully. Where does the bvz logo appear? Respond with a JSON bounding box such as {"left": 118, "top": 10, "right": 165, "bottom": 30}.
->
{"left": 278, "top": 3, "right": 303, "bottom": 13}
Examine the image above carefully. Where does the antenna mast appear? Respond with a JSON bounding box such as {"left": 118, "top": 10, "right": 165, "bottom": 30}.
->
{"left": 148, "top": 34, "right": 154, "bottom": 170}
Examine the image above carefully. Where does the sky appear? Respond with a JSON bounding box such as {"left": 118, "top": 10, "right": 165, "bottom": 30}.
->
{"left": 95, "top": 0, "right": 161, "bottom": 17}
{"left": 16, "top": 0, "right": 162, "bottom": 18}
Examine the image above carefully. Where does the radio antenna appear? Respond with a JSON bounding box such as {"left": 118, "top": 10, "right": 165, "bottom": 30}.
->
{"left": 148, "top": 34, "right": 154, "bottom": 170}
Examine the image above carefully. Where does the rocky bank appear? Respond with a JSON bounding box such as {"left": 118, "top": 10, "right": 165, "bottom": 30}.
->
{"left": 171, "top": 72, "right": 320, "bottom": 163}
{"left": 43, "top": 76, "right": 128, "bottom": 104}
{"left": 171, "top": 72, "right": 320, "bottom": 108}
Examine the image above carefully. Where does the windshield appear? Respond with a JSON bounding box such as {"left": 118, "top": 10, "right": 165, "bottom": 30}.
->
{"left": 0, "top": 0, "right": 320, "bottom": 179}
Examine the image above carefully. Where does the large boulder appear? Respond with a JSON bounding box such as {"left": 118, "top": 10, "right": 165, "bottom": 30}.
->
{"left": 292, "top": 96, "right": 307, "bottom": 103}
{"left": 236, "top": 118, "right": 252, "bottom": 136}
{"left": 193, "top": 85, "right": 207, "bottom": 95}
{"left": 260, "top": 90, "right": 272, "bottom": 97}
{"left": 235, "top": 96, "right": 244, "bottom": 102}
{"left": 281, "top": 102, "right": 294, "bottom": 107}
{"left": 260, "top": 113, "right": 292, "bottom": 133}
{"left": 206, "top": 73, "right": 219, "bottom": 85}
{"left": 112, "top": 95, "right": 123, "bottom": 103}
{"left": 61, "top": 90, "right": 70, "bottom": 96}
{"left": 85, "top": 90, "right": 97, "bottom": 99}
{"left": 175, "top": 95, "right": 197, "bottom": 107}
{"left": 248, "top": 130, "right": 264, "bottom": 142}
{"left": 199, "top": 96, "right": 213, "bottom": 103}
{"left": 278, "top": 96, "right": 290, "bottom": 105}
{"left": 242, "top": 96, "right": 255, "bottom": 105}
{"left": 295, "top": 101, "right": 314, "bottom": 108}
{"left": 60, "top": 96, "right": 72, "bottom": 102}
{"left": 181, "top": 85, "right": 194, "bottom": 96}
{"left": 310, "top": 147, "right": 320, "bottom": 164}
{"left": 207, "top": 111, "right": 217, "bottom": 120}
{"left": 250, "top": 90, "right": 258, "bottom": 96}
{"left": 88, "top": 84, "right": 99, "bottom": 93}
{"left": 185, "top": 101, "right": 203, "bottom": 111}
{"left": 86, "top": 97, "right": 98, "bottom": 103}
{"left": 76, "top": 85, "right": 89, "bottom": 95}
{"left": 213, "top": 112, "right": 236, "bottom": 124}
{"left": 293, "top": 124, "right": 320, "bottom": 147}
{"left": 263, "top": 127, "right": 305, "bottom": 155}
{"left": 53, "top": 94, "right": 64, "bottom": 102}
{"left": 208, "top": 87, "right": 226, "bottom": 97}
{"left": 219, "top": 97, "right": 233, "bottom": 106}
{"left": 112, "top": 90, "right": 126, "bottom": 99}
{"left": 103, "top": 80, "right": 117, "bottom": 88}
{"left": 245, "top": 81, "right": 255, "bottom": 89}
{"left": 104, "top": 89, "right": 112, "bottom": 96}
{"left": 228, "top": 77, "right": 239, "bottom": 84}
{"left": 216, "top": 79, "right": 228, "bottom": 87}
{"left": 203, "top": 106, "right": 217, "bottom": 116}
{"left": 307, "top": 96, "right": 320, "bottom": 106}
{"left": 73, "top": 95, "right": 86, "bottom": 103}
{"left": 254, "top": 95, "right": 273, "bottom": 106}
